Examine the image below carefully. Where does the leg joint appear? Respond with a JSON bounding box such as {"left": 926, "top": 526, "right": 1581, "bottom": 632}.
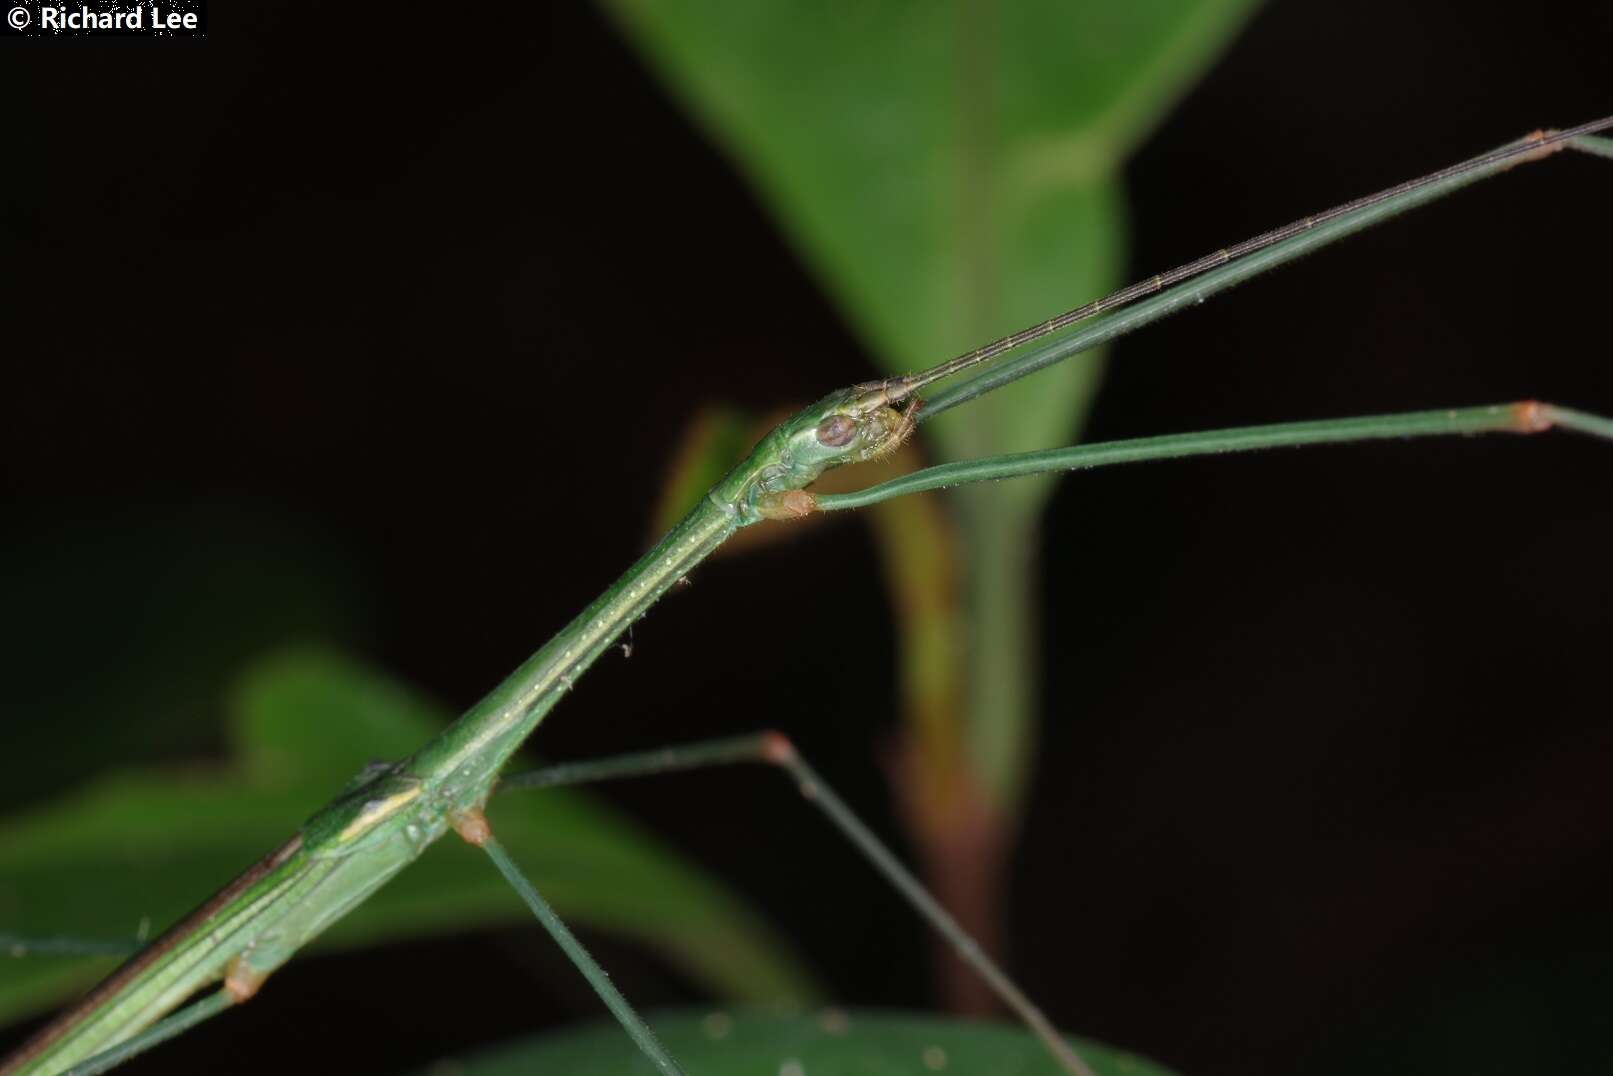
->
{"left": 757, "top": 730, "right": 798, "bottom": 766}
{"left": 223, "top": 958, "right": 267, "bottom": 1004}
{"left": 450, "top": 807, "right": 493, "bottom": 847}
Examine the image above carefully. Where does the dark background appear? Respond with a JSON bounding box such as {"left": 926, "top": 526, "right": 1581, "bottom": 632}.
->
{"left": 3, "top": 2, "right": 1611, "bottom": 1074}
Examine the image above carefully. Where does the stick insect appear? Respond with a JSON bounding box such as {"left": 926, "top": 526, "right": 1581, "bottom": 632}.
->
{"left": 3, "top": 118, "right": 1611, "bottom": 1076}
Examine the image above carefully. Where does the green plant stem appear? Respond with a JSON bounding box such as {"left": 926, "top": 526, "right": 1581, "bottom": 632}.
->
{"left": 957, "top": 497, "right": 1041, "bottom": 810}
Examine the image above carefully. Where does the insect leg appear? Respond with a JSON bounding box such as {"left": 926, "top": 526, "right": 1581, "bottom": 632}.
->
{"left": 497, "top": 734, "right": 1096, "bottom": 1076}
{"left": 450, "top": 810, "right": 685, "bottom": 1076}
{"left": 0, "top": 936, "right": 141, "bottom": 960}
{"left": 58, "top": 989, "right": 234, "bottom": 1076}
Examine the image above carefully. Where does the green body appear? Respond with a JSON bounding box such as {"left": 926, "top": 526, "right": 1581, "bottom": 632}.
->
{"left": 4, "top": 121, "right": 1609, "bottom": 1076}
{"left": 0, "top": 384, "right": 909, "bottom": 1076}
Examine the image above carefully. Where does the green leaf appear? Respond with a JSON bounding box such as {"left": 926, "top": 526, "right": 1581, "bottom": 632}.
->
{"left": 601, "top": 0, "right": 1260, "bottom": 479}
{"left": 651, "top": 405, "right": 761, "bottom": 536}
{"left": 0, "top": 505, "right": 372, "bottom": 811}
{"left": 601, "top": 0, "right": 1263, "bottom": 809}
{"left": 0, "top": 651, "right": 815, "bottom": 1027}
{"left": 418, "top": 1008, "right": 1181, "bottom": 1076}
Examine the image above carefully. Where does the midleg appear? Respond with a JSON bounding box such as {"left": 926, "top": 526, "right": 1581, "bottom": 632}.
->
{"left": 496, "top": 733, "right": 1096, "bottom": 1076}
{"left": 56, "top": 989, "right": 235, "bottom": 1076}
{"left": 448, "top": 809, "right": 685, "bottom": 1076}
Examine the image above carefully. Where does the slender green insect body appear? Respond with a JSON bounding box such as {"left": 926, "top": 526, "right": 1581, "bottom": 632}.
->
{"left": 4, "top": 119, "right": 1612, "bottom": 1076}
{"left": 0, "top": 383, "right": 922, "bottom": 1076}
{"left": 404, "top": 379, "right": 917, "bottom": 812}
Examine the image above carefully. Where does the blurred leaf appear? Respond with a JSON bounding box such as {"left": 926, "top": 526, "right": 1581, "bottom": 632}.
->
{"left": 418, "top": 1008, "right": 1181, "bottom": 1075}
{"left": 0, "top": 651, "right": 815, "bottom": 1026}
{"left": 602, "top": 0, "right": 1262, "bottom": 809}
{"left": 648, "top": 403, "right": 832, "bottom": 557}
{"left": 651, "top": 405, "right": 759, "bottom": 536}
{"left": 601, "top": 0, "right": 1260, "bottom": 486}
{"left": 0, "top": 504, "right": 371, "bottom": 810}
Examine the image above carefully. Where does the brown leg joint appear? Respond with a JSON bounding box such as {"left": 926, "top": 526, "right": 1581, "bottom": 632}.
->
{"left": 450, "top": 807, "right": 493, "bottom": 847}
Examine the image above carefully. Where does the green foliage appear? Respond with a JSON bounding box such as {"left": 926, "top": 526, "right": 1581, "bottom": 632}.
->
{"left": 601, "top": 0, "right": 1260, "bottom": 484}
{"left": 601, "top": 0, "right": 1262, "bottom": 816}
{"left": 1, "top": 6, "right": 1266, "bottom": 1061}
{"left": 0, "top": 651, "right": 814, "bottom": 1026}
{"left": 420, "top": 1009, "right": 1180, "bottom": 1076}
{"left": 651, "top": 405, "right": 761, "bottom": 537}
{"left": 0, "top": 506, "right": 372, "bottom": 812}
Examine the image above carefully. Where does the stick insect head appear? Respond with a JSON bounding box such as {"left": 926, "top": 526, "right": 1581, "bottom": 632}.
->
{"left": 722, "top": 377, "right": 922, "bottom": 522}
{"left": 796, "top": 377, "right": 921, "bottom": 464}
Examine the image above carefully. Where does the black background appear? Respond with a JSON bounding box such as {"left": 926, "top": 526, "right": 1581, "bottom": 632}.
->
{"left": 3, "top": 2, "right": 1611, "bottom": 1074}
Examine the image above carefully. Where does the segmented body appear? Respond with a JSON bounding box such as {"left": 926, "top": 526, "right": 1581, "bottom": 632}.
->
{"left": 1, "top": 383, "right": 915, "bottom": 1076}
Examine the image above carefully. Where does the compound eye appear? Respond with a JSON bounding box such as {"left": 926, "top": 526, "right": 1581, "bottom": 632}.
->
{"left": 815, "top": 414, "right": 858, "bottom": 447}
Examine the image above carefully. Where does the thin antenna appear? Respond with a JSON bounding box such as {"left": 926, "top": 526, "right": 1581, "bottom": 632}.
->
{"left": 890, "top": 115, "right": 1613, "bottom": 399}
